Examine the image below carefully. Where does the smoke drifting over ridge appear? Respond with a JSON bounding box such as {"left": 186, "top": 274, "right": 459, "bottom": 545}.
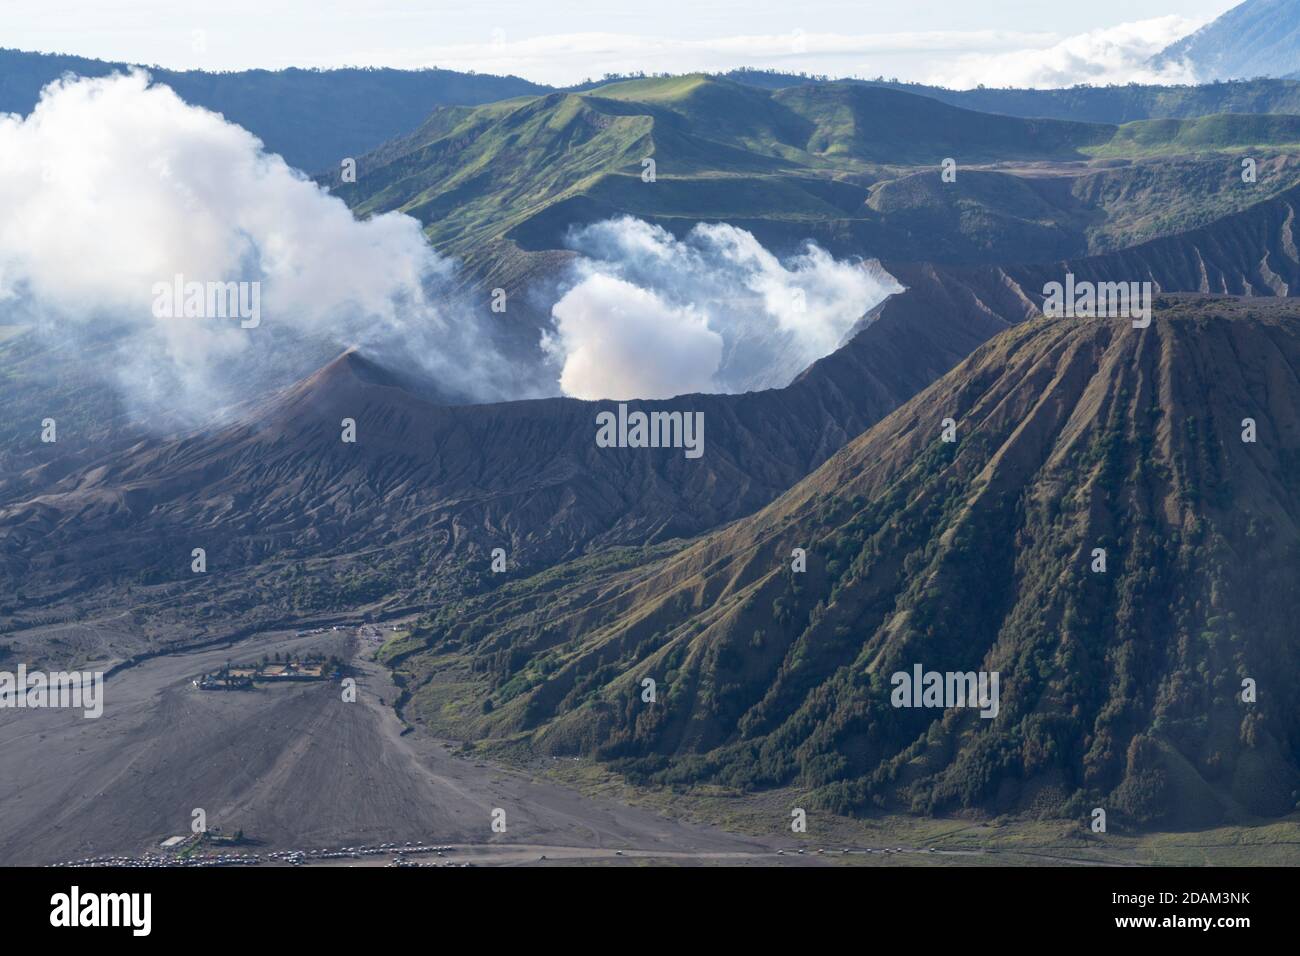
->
{"left": 0, "top": 70, "right": 516, "bottom": 426}
{"left": 1, "top": 72, "right": 901, "bottom": 422}
{"left": 544, "top": 217, "right": 901, "bottom": 400}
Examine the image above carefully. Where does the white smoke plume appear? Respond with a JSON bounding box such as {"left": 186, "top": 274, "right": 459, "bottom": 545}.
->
{"left": 0, "top": 70, "right": 515, "bottom": 425}
{"left": 543, "top": 217, "right": 901, "bottom": 400}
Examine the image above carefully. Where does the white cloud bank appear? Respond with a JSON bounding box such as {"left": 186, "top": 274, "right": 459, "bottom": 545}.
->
{"left": 0, "top": 70, "right": 514, "bottom": 423}
{"left": 544, "top": 218, "right": 901, "bottom": 400}
{"left": 358, "top": 16, "right": 1210, "bottom": 89}
{"left": 924, "top": 16, "right": 1203, "bottom": 89}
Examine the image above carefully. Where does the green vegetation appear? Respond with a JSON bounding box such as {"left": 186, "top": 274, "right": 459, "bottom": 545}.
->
{"left": 389, "top": 300, "right": 1300, "bottom": 831}
{"left": 1084, "top": 113, "right": 1300, "bottom": 157}
{"left": 712, "top": 71, "right": 1300, "bottom": 125}
{"left": 332, "top": 74, "right": 1300, "bottom": 276}
{"left": 535, "top": 755, "right": 1300, "bottom": 865}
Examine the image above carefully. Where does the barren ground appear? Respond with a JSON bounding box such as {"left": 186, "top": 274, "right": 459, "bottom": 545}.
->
{"left": 0, "top": 626, "right": 772, "bottom": 865}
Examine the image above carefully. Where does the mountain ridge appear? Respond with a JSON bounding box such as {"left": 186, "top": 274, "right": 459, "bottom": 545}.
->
{"left": 397, "top": 296, "right": 1300, "bottom": 827}
{"left": 1154, "top": 0, "right": 1300, "bottom": 82}
{"left": 0, "top": 47, "right": 546, "bottom": 172}
{"left": 8, "top": 173, "right": 1300, "bottom": 652}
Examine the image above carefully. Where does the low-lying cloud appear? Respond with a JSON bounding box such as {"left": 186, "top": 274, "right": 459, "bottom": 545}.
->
{"left": 0, "top": 70, "right": 514, "bottom": 426}
{"left": 544, "top": 217, "right": 901, "bottom": 400}
{"left": 351, "top": 17, "right": 1208, "bottom": 90}
{"left": 924, "top": 16, "right": 1202, "bottom": 89}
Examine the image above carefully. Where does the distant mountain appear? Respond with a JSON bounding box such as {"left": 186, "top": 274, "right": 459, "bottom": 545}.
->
{"left": 1153, "top": 0, "right": 1300, "bottom": 81}
{"left": 330, "top": 76, "right": 1141, "bottom": 268}
{"left": 399, "top": 296, "right": 1300, "bottom": 828}
{"left": 720, "top": 69, "right": 1300, "bottom": 124}
{"left": 0, "top": 48, "right": 545, "bottom": 172}
{"left": 332, "top": 73, "right": 1300, "bottom": 283}
{"left": 9, "top": 45, "right": 1300, "bottom": 177}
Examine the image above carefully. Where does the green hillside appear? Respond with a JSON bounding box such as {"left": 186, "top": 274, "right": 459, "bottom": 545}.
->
{"left": 719, "top": 70, "right": 1300, "bottom": 124}
{"left": 773, "top": 84, "right": 1112, "bottom": 163}
{"left": 332, "top": 76, "right": 1300, "bottom": 275}
{"left": 1086, "top": 113, "right": 1300, "bottom": 157}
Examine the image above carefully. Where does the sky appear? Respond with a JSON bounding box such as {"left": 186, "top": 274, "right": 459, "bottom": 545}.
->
{"left": 5, "top": 0, "right": 1240, "bottom": 88}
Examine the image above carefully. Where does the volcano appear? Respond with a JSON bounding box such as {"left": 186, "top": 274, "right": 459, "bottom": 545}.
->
{"left": 397, "top": 295, "right": 1300, "bottom": 829}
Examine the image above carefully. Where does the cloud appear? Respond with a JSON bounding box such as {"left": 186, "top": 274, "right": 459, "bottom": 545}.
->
{"left": 542, "top": 217, "right": 901, "bottom": 400}
{"left": 546, "top": 273, "right": 723, "bottom": 400}
{"left": 923, "top": 16, "right": 1204, "bottom": 89}
{"left": 0, "top": 70, "right": 514, "bottom": 425}
{"left": 0, "top": 73, "right": 899, "bottom": 418}
{"left": 340, "top": 17, "right": 1207, "bottom": 89}
{"left": 354, "top": 29, "right": 1056, "bottom": 85}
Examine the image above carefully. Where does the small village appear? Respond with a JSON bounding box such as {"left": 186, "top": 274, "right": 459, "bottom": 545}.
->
{"left": 194, "top": 653, "right": 342, "bottom": 691}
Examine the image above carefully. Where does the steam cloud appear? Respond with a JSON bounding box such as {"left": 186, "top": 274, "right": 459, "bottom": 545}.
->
{"left": 2, "top": 73, "right": 901, "bottom": 420}
{"left": 0, "top": 70, "right": 514, "bottom": 425}
{"left": 544, "top": 217, "right": 901, "bottom": 400}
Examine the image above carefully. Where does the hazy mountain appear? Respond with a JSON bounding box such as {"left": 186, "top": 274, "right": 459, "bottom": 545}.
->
{"left": 1153, "top": 0, "right": 1300, "bottom": 81}
{"left": 0, "top": 48, "right": 545, "bottom": 172}
{"left": 584, "top": 70, "right": 1300, "bottom": 124}
{"left": 8, "top": 44, "right": 1300, "bottom": 179}
{"left": 397, "top": 297, "right": 1300, "bottom": 828}
{"left": 720, "top": 70, "right": 1300, "bottom": 124}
